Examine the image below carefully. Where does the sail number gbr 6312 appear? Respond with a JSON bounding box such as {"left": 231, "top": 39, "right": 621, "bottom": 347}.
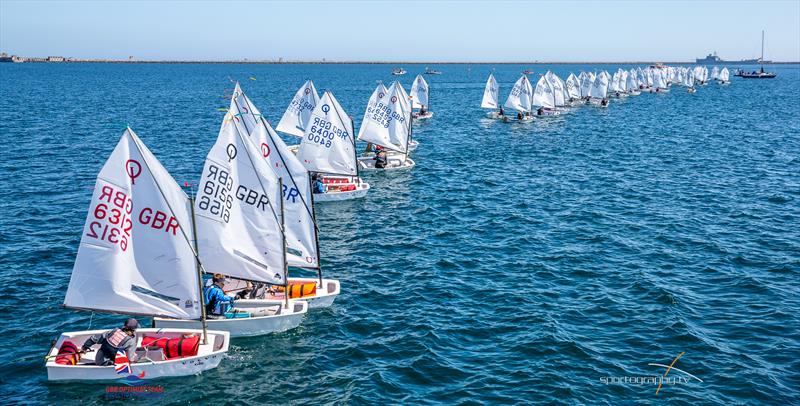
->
{"left": 86, "top": 184, "right": 181, "bottom": 251}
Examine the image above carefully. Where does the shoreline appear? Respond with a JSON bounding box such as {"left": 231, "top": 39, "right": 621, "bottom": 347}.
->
{"left": 2, "top": 59, "right": 797, "bottom": 65}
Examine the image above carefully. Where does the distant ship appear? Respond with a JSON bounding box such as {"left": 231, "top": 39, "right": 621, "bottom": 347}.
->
{"left": 695, "top": 51, "right": 768, "bottom": 65}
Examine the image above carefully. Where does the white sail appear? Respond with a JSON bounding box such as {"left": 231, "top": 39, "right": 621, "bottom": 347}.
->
{"left": 65, "top": 128, "right": 201, "bottom": 319}
{"left": 580, "top": 72, "right": 595, "bottom": 97}
{"left": 532, "top": 75, "right": 555, "bottom": 109}
{"left": 481, "top": 73, "right": 499, "bottom": 108}
{"left": 545, "top": 71, "right": 566, "bottom": 106}
{"left": 387, "top": 82, "right": 412, "bottom": 151}
{"left": 276, "top": 80, "right": 320, "bottom": 138}
{"left": 590, "top": 72, "right": 609, "bottom": 99}
{"left": 229, "top": 84, "right": 319, "bottom": 269}
{"left": 653, "top": 70, "right": 667, "bottom": 89}
{"left": 297, "top": 91, "right": 358, "bottom": 176}
{"left": 356, "top": 82, "right": 408, "bottom": 153}
{"left": 619, "top": 70, "right": 629, "bottom": 91}
{"left": 610, "top": 72, "right": 622, "bottom": 92}
{"left": 626, "top": 70, "right": 637, "bottom": 90}
{"left": 195, "top": 116, "right": 286, "bottom": 286}
{"left": 719, "top": 67, "right": 730, "bottom": 82}
{"left": 356, "top": 82, "right": 391, "bottom": 148}
{"left": 504, "top": 75, "right": 533, "bottom": 113}
{"left": 565, "top": 73, "right": 581, "bottom": 100}
{"left": 409, "top": 74, "right": 429, "bottom": 109}
{"left": 710, "top": 66, "right": 720, "bottom": 80}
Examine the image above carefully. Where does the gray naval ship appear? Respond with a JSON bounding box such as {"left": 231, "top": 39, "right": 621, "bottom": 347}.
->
{"left": 696, "top": 51, "right": 768, "bottom": 64}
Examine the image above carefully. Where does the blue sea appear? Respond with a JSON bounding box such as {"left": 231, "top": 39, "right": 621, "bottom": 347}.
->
{"left": 0, "top": 63, "right": 798, "bottom": 404}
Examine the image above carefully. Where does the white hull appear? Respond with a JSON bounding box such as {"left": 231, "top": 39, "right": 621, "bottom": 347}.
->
{"left": 154, "top": 301, "right": 308, "bottom": 338}
{"left": 688, "top": 88, "right": 697, "bottom": 93}
{"left": 501, "top": 115, "right": 534, "bottom": 123}
{"left": 629, "top": 90, "right": 641, "bottom": 96}
{"left": 358, "top": 156, "right": 415, "bottom": 170}
{"left": 413, "top": 112, "right": 433, "bottom": 120}
{"left": 46, "top": 328, "right": 229, "bottom": 382}
{"left": 236, "top": 278, "right": 340, "bottom": 309}
{"left": 315, "top": 176, "right": 370, "bottom": 202}
{"left": 654, "top": 88, "right": 670, "bottom": 93}
{"left": 315, "top": 183, "right": 369, "bottom": 201}
{"left": 408, "top": 140, "right": 419, "bottom": 151}
{"left": 535, "top": 109, "right": 561, "bottom": 117}
{"left": 485, "top": 111, "right": 507, "bottom": 120}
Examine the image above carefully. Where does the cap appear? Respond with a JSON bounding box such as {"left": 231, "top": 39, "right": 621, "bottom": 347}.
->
{"left": 213, "top": 273, "right": 227, "bottom": 283}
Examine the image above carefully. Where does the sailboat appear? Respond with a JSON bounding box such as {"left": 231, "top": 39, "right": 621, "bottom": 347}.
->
{"left": 627, "top": 69, "right": 641, "bottom": 95}
{"left": 653, "top": 69, "right": 669, "bottom": 93}
{"left": 565, "top": 73, "right": 583, "bottom": 104}
{"left": 295, "top": 91, "right": 370, "bottom": 201}
{"left": 276, "top": 80, "right": 320, "bottom": 138}
{"left": 718, "top": 67, "right": 731, "bottom": 85}
{"left": 686, "top": 70, "right": 697, "bottom": 93}
{"left": 154, "top": 105, "right": 309, "bottom": 337}
{"left": 579, "top": 71, "right": 594, "bottom": 100}
{"left": 503, "top": 75, "right": 534, "bottom": 122}
{"left": 531, "top": 74, "right": 561, "bottom": 117}
{"left": 213, "top": 84, "right": 342, "bottom": 307}
{"left": 741, "top": 30, "right": 776, "bottom": 78}
{"left": 589, "top": 71, "right": 609, "bottom": 106}
{"left": 481, "top": 73, "right": 503, "bottom": 118}
{"left": 710, "top": 66, "right": 720, "bottom": 81}
{"left": 47, "top": 128, "right": 230, "bottom": 381}
{"left": 410, "top": 74, "right": 433, "bottom": 119}
{"left": 357, "top": 81, "right": 416, "bottom": 170}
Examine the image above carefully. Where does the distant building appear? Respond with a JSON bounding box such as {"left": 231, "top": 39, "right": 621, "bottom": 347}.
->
{"left": 46, "top": 56, "right": 65, "bottom": 62}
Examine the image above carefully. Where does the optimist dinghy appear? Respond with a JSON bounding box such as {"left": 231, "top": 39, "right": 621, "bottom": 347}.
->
{"left": 589, "top": 71, "right": 610, "bottom": 107}
{"left": 187, "top": 84, "right": 341, "bottom": 309}
{"left": 410, "top": 74, "right": 433, "bottom": 119}
{"left": 357, "top": 81, "right": 416, "bottom": 170}
{"left": 48, "top": 128, "right": 229, "bottom": 381}
{"left": 154, "top": 95, "right": 309, "bottom": 337}
{"left": 276, "top": 80, "right": 320, "bottom": 138}
{"left": 503, "top": 74, "right": 534, "bottom": 122}
{"left": 296, "top": 90, "right": 371, "bottom": 201}
{"left": 481, "top": 73, "right": 506, "bottom": 119}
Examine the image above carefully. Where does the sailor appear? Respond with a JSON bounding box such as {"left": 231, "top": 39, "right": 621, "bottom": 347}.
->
{"left": 312, "top": 174, "right": 326, "bottom": 194}
{"left": 419, "top": 105, "right": 427, "bottom": 115}
{"left": 516, "top": 112, "right": 523, "bottom": 120}
{"left": 498, "top": 106, "right": 504, "bottom": 116}
{"left": 537, "top": 107, "right": 544, "bottom": 116}
{"left": 205, "top": 274, "right": 236, "bottom": 318}
{"left": 374, "top": 149, "right": 388, "bottom": 169}
{"left": 600, "top": 98, "right": 609, "bottom": 106}
{"left": 80, "top": 318, "right": 139, "bottom": 366}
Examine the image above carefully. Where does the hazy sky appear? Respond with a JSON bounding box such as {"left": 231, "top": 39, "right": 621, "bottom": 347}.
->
{"left": 1, "top": 0, "right": 799, "bottom": 62}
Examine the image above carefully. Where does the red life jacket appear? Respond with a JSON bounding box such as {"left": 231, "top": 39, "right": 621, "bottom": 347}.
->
{"left": 55, "top": 340, "right": 81, "bottom": 365}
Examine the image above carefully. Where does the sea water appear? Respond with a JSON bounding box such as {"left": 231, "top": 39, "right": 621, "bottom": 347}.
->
{"left": 0, "top": 63, "right": 798, "bottom": 404}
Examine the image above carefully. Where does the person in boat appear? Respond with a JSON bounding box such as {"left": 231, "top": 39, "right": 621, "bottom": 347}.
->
{"left": 374, "top": 149, "right": 388, "bottom": 169}
{"left": 600, "top": 98, "right": 609, "bottom": 106}
{"left": 498, "top": 106, "right": 504, "bottom": 116}
{"left": 205, "top": 273, "right": 236, "bottom": 318}
{"left": 80, "top": 318, "right": 139, "bottom": 366}
{"left": 312, "top": 174, "right": 326, "bottom": 194}
{"left": 537, "top": 107, "right": 544, "bottom": 116}
{"left": 516, "top": 112, "right": 523, "bottom": 120}
{"left": 419, "top": 105, "right": 427, "bottom": 115}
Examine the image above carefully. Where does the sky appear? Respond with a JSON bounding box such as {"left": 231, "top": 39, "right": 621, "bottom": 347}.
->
{"left": 1, "top": 0, "right": 799, "bottom": 62}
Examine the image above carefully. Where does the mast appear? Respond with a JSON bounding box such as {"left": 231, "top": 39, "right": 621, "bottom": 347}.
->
{"left": 278, "top": 177, "right": 289, "bottom": 310}
{"left": 189, "top": 197, "right": 209, "bottom": 345}
{"left": 308, "top": 173, "right": 323, "bottom": 286}
{"left": 761, "top": 30, "right": 765, "bottom": 64}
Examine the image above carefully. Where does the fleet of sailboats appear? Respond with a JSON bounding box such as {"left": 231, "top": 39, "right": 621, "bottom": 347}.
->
{"left": 51, "top": 62, "right": 736, "bottom": 381}
{"left": 482, "top": 64, "right": 733, "bottom": 119}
